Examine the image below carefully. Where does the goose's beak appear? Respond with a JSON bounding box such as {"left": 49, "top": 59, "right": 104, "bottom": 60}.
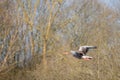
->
{"left": 63, "top": 51, "right": 69, "bottom": 55}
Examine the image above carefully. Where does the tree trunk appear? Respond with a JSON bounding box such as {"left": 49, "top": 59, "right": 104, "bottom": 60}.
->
{"left": 43, "top": 38, "right": 47, "bottom": 70}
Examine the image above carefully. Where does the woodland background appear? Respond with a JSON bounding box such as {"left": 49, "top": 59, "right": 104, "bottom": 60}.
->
{"left": 0, "top": 0, "right": 120, "bottom": 80}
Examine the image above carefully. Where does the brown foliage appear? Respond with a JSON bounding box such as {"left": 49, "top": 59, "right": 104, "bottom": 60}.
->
{"left": 0, "top": 0, "right": 120, "bottom": 80}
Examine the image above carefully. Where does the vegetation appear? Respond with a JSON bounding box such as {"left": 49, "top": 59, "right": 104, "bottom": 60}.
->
{"left": 0, "top": 0, "right": 120, "bottom": 80}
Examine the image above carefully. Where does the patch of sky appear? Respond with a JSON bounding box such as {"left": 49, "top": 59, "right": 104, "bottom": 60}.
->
{"left": 99, "top": 0, "right": 120, "bottom": 12}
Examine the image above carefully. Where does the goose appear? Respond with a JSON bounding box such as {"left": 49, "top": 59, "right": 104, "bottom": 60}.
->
{"left": 64, "top": 46, "right": 97, "bottom": 60}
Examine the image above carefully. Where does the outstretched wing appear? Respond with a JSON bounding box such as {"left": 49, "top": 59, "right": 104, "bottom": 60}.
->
{"left": 79, "top": 46, "right": 97, "bottom": 54}
{"left": 81, "top": 55, "right": 93, "bottom": 60}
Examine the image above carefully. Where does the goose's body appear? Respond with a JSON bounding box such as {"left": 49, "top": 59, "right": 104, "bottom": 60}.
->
{"left": 70, "top": 50, "right": 84, "bottom": 59}
{"left": 64, "top": 46, "right": 97, "bottom": 60}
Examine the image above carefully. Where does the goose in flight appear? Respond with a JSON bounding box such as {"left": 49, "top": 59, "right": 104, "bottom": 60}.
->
{"left": 64, "top": 46, "right": 97, "bottom": 60}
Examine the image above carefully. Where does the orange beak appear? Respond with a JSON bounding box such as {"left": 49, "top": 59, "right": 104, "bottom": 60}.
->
{"left": 63, "top": 51, "right": 69, "bottom": 55}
